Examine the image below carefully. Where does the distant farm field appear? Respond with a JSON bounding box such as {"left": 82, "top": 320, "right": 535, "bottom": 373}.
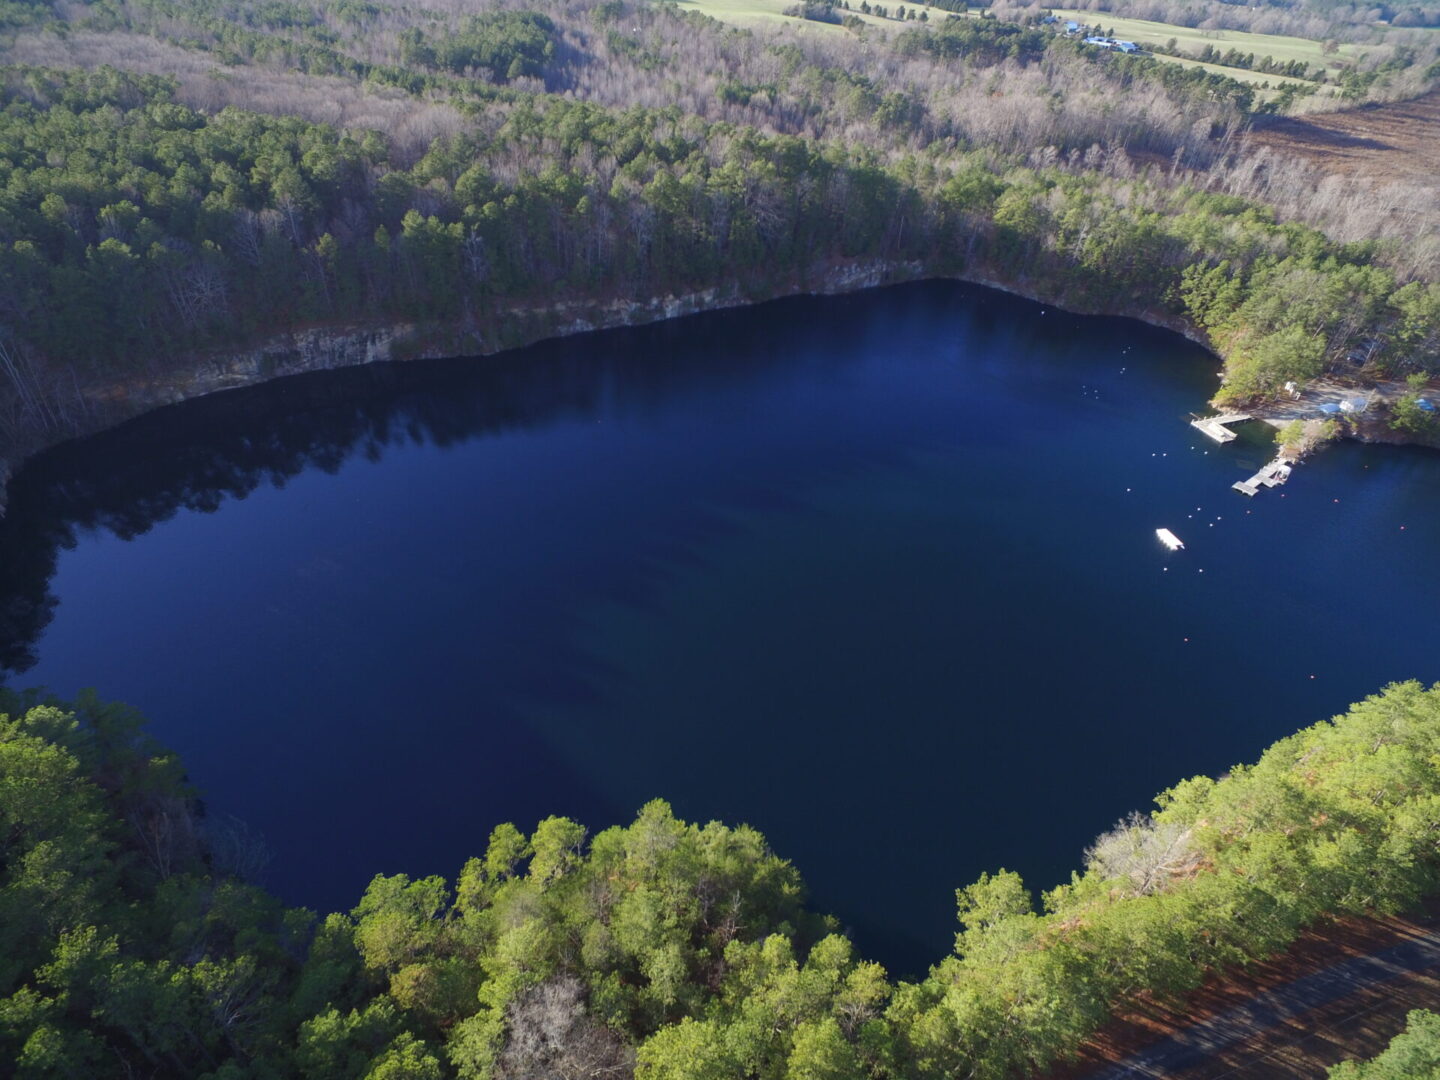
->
{"left": 1048, "top": 8, "right": 1363, "bottom": 70}
{"left": 669, "top": 0, "right": 1339, "bottom": 103}
{"left": 665, "top": 0, "right": 933, "bottom": 34}
{"left": 674, "top": 0, "right": 1339, "bottom": 90}
{"left": 673, "top": 0, "right": 811, "bottom": 28}
{"left": 672, "top": 0, "right": 890, "bottom": 32}
{"left": 1156, "top": 51, "right": 1330, "bottom": 89}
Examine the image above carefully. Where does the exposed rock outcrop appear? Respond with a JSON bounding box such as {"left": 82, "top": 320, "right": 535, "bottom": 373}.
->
{"left": 0, "top": 259, "right": 923, "bottom": 516}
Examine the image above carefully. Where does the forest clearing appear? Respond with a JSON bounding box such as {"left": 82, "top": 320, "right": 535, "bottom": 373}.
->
{"left": 1246, "top": 87, "right": 1440, "bottom": 185}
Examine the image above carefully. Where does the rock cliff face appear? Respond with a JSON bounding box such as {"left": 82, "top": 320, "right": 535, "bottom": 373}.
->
{"left": 134, "top": 260, "right": 920, "bottom": 401}
{"left": 0, "top": 259, "right": 922, "bottom": 517}
{"left": 138, "top": 324, "right": 413, "bottom": 406}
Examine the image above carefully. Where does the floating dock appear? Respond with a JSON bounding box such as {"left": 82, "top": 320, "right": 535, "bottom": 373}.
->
{"left": 1156, "top": 528, "right": 1184, "bottom": 551}
{"left": 1233, "top": 457, "right": 1294, "bottom": 497}
{"left": 1190, "top": 413, "right": 1253, "bottom": 443}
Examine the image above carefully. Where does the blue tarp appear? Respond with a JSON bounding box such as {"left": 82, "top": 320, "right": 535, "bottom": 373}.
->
{"left": 1416, "top": 398, "right": 1435, "bottom": 411}
{"left": 1317, "top": 402, "right": 1342, "bottom": 415}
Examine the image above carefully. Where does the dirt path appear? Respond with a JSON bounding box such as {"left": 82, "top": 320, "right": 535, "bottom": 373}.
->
{"left": 1250, "top": 376, "right": 1411, "bottom": 425}
{"left": 1049, "top": 907, "right": 1440, "bottom": 1080}
{"left": 1247, "top": 375, "right": 1440, "bottom": 454}
{"left": 1082, "top": 928, "right": 1440, "bottom": 1078}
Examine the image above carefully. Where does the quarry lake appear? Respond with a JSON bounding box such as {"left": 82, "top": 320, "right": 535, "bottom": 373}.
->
{"left": 3, "top": 279, "right": 1439, "bottom": 976}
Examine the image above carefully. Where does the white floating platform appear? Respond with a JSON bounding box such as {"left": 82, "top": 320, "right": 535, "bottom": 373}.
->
{"left": 1190, "top": 413, "right": 1252, "bottom": 443}
{"left": 1156, "top": 528, "right": 1184, "bottom": 551}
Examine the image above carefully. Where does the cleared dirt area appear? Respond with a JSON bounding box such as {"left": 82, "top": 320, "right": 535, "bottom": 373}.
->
{"left": 1245, "top": 90, "right": 1440, "bottom": 187}
{"left": 1047, "top": 902, "right": 1440, "bottom": 1079}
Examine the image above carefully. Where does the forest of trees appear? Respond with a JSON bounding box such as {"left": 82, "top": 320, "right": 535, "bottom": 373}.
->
{"left": 0, "top": 0, "right": 1436, "bottom": 471}
{"left": 5, "top": 679, "right": 1440, "bottom": 1077}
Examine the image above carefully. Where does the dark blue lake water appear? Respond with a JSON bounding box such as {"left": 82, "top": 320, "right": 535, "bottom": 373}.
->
{"left": 3, "top": 281, "right": 1438, "bottom": 976}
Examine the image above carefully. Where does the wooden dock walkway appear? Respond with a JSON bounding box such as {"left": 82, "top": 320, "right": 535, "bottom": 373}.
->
{"left": 1191, "top": 413, "right": 1253, "bottom": 443}
{"left": 1233, "top": 456, "right": 1294, "bottom": 496}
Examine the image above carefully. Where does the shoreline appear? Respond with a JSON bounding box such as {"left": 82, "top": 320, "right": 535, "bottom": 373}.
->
{"left": 0, "top": 263, "right": 1423, "bottom": 517}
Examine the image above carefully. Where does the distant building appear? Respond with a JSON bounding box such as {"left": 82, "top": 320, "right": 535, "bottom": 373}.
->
{"left": 1115, "top": 40, "right": 1141, "bottom": 52}
{"left": 1084, "top": 35, "right": 1115, "bottom": 47}
{"left": 1065, "top": 20, "right": 1080, "bottom": 31}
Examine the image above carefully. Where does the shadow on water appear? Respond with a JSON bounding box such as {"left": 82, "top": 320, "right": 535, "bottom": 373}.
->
{"left": 0, "top": 306, "right": 783, "bottom": 671}
{"left": 0, "top": 280, "right": 1117, "bottom": 680}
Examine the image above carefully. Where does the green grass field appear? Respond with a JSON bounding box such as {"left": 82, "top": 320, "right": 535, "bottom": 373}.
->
{"left": 673, "top": 0, "right": 811, "bottom": 28}
{"left": 671, "top": 0, "right": 1333, "bottom": 96}
{"left": 1047, "top": 8, "right": 1363, "bottom": 71}
{"left": 1155, "top": 51, "right": 1330, "bottom": 89}
{"left": 672, "top": 0, "right": 909, "bottom": 34}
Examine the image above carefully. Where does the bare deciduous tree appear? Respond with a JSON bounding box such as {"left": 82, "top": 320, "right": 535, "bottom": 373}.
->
{"left": 0, "top": 330, "right": 62, "bottom": 436}
{"left": 496, "top": 976, "right": 634, "bottom": 1080}
{"left": 164, "top": 257, "right": 231, "bottom": 330}
{"left": 1085, "top": 811, "right": 1201, "bottom": 897}
{"left": 130, "top": 793, "right": 202, "bottom": 881}
{"left": 205, "top": 814, "right": 274, "bottom": 883}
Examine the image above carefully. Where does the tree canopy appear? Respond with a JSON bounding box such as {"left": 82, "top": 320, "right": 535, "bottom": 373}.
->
{"left": 5, "top": 680, "right": 1440, "bottom": 1077}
